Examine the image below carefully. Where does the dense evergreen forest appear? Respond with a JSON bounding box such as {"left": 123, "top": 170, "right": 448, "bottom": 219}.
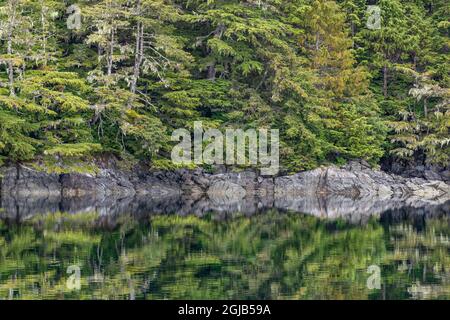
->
{"left": 0, "top": 0, "right": 448, "bottom": 173}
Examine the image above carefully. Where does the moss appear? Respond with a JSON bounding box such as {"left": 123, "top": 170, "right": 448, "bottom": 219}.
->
{"left": 151, "top": 158, "right": 197, "bottom": 171}
{"left": 30, "top": 158, "right": 100, "bottom": 175}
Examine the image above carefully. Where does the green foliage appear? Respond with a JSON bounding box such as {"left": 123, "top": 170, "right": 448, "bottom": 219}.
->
{"left": 0, "top": 0, "right": 448, "bottom": 170}
{"left": 0, "top": 110, "right": 38, "bottom": 164}
{"left": 349, "top": 0, "right": 450, "bottom": 165}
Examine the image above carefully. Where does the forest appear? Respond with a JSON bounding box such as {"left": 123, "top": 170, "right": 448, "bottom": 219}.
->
{"left": 0, "top": 0, "right": 449, "bottom": 173}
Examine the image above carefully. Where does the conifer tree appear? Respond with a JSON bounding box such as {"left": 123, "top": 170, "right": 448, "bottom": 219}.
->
{"left": 0, "top": 0, "right": 447, "bottom": 171}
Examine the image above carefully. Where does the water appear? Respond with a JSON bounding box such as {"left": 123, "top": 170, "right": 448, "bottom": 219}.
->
{"left": 0, "top": 197, "right": 449, "bottom": 300}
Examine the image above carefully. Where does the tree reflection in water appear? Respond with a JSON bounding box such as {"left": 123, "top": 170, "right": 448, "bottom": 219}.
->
{"left": 0, "top": 210, "right": 448, "bottom": 300}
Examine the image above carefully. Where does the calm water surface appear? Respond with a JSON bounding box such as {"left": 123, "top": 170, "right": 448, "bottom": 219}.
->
{"left": 0, "top": 199, "right": 449, "bottom": 300}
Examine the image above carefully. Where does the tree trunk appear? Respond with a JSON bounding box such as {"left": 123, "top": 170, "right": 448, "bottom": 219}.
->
{"left": 41, "top": 1, "right": 47, "bottom": 67}
{"left": 106, "top": 0, "right": 116, "bottom": 76}
{"left": 351, "top": 22, "right": 355, "bottom": 48}
{"left": 130, "top": 21, "right": 144, "bottom": 95}
{"left": 383, "top": 64, "right": 388, "bottom": 98}
{"left": 424, "top": 98, "right": 428, "bottom": 117}
{"left": 315, "top": 31, "right": 320, "bottom": 51}
{"left": 130, "top": 0, "right": 143, "bottom": 97}
{"left": 107, "top": 27, "right": 115, "bottom": 76}
{"left": 207, "top": 23, "right": 225, "bottom": 80}
{"left": 7, "top": 40, "right": 15, "bottom": 97}
{"left": 6, "top": 1, "right": 17, "bottom": 97}
{"left": 207, "top": 64, "right": 216, "bottom": 80}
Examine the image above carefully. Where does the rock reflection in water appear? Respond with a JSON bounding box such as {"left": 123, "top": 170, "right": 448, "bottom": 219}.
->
{"left": 1, "top": 191, "right": 449, "bottom": 224}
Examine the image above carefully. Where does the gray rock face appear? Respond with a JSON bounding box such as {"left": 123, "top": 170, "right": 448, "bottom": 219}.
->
{"left": 61, "top": 169, "right": 135, "bottom": 198}
{"left": 207, "top": 181, "right": 247, "bottom": 205}
{"left": 1, "top": 161, "right": 449, "bottom": 220}
{"left": 382, "top": 156, "right": 450, "bottom": 183}
{"left": 0, "top": 165, "right": 61, "bottom": 197}
{"left": 273, "top": 164, "right": 450, "bottom": 201}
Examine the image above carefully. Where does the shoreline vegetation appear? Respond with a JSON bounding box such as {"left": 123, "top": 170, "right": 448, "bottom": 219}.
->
{"left": 0, "top": 0, "right": 448, "bottom": 176}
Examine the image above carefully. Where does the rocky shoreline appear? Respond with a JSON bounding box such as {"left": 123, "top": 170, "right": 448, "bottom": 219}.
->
{"left": 1, "top": 161, "right": 449, "bottom": 200}
{"left": 0, "top": 161, "right": 449, "bottom": 221}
